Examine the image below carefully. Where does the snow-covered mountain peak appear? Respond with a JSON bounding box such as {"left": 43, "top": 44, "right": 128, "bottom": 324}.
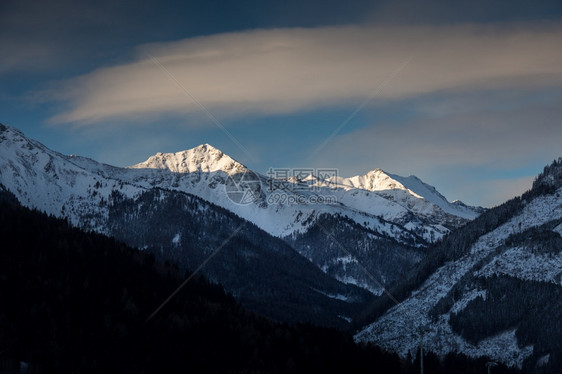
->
{"left": 1, "top": 123, "right": 32, "bottom": 145}
{"left": 0, "top": 123, "right": 57, "bottom": 159}
{"left": 129, "top": 144, "right": 247, "bottom": 175}
{"left": 0, "top": 123, "right": 15, "bottom": 135}
{"left": 327, "top": 168, "right": 481, "bottom": 221}
{"left": 191, "top": 143, "right": 220, "bottom": 153}
{"left": 338, "top": 168, "right": 406, "bottom": 193}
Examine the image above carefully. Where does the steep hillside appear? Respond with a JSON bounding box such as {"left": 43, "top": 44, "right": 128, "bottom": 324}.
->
{"left": 104, "top": 187, "right": 372, "bottom": 327}
{"left": 355, "top": 158, "right": 562, "bottom": 373}
{"left": 0, "top": 189, "right": 403, "bottom": 374}
{"left": 286, "top": 213, "right": 423, "bottom": 293}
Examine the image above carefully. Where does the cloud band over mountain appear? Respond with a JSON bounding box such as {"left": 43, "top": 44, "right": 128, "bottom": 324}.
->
{"left": 46, "top": 22, "right": 562, "bottom": 125}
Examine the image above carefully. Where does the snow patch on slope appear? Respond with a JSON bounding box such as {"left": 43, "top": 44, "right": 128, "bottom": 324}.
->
{"left": 477, "top": 246, "right": 562, "bottom": 285}
{"left": 311, "top": 287, "right": 350, "bottom": 301}
{"left": 450, "top": 288, "right": 487, "bottom": 314}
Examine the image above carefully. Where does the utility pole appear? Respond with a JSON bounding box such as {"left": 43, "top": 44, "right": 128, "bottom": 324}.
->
{"left": 486, "top": 361, "right": 497, "bottom": 374}
{"left": 420, "top": 332, "right": 423, "bottom": 374}
{"left": 418, "top": 325, "right": 431, "bottom": 374}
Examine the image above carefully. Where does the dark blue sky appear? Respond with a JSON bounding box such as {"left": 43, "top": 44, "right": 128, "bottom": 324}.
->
{"left": 2, "top": 0, "right": 562, "bottom": 206}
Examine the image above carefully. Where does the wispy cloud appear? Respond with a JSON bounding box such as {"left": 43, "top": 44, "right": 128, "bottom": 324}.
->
{"left": 307, "top": 89, "right": 562, "bottom": 206}
{"left": 316, "top": 96, "right": 562, "bottom": 168}
{"left": 44, "top": 22, "right": 562, "bottom": 125}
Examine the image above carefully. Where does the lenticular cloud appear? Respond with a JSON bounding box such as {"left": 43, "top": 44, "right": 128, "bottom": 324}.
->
{"left": 47, "top": 22, "right": 562, "bottom": 125}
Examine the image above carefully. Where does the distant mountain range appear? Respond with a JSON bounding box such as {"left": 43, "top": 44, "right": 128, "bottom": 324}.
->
{"left": 0, "top": 169, "right": 515, "bottom": 374}
{"left": 3, "top": 123, "right": 561, "bottom": 372}
{"left": 0, "top": 123, "right": 482, "bottom": 325}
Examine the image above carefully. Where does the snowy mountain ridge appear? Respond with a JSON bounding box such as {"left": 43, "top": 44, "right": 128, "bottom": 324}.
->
{"left": 0, "top": 123, "right": 481, "bottom": 295}
{"left": 125, "top": 138, "right": 482, "bottom": 231}
{"left": 318, "top": 168, "right": 482, "bottom": 221}
{"left": 60, "top": 137, "right": 481, "bottom": 243}
{"left": 0, "top": 124, "right": 144, "bottom": 230}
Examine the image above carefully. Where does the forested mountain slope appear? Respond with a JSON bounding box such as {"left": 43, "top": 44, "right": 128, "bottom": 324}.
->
{"left": 0, "top": 188, "right": 401, "bottom": 373}
{"left": 355, "top": 158, "right": 562, "bottom": 373}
